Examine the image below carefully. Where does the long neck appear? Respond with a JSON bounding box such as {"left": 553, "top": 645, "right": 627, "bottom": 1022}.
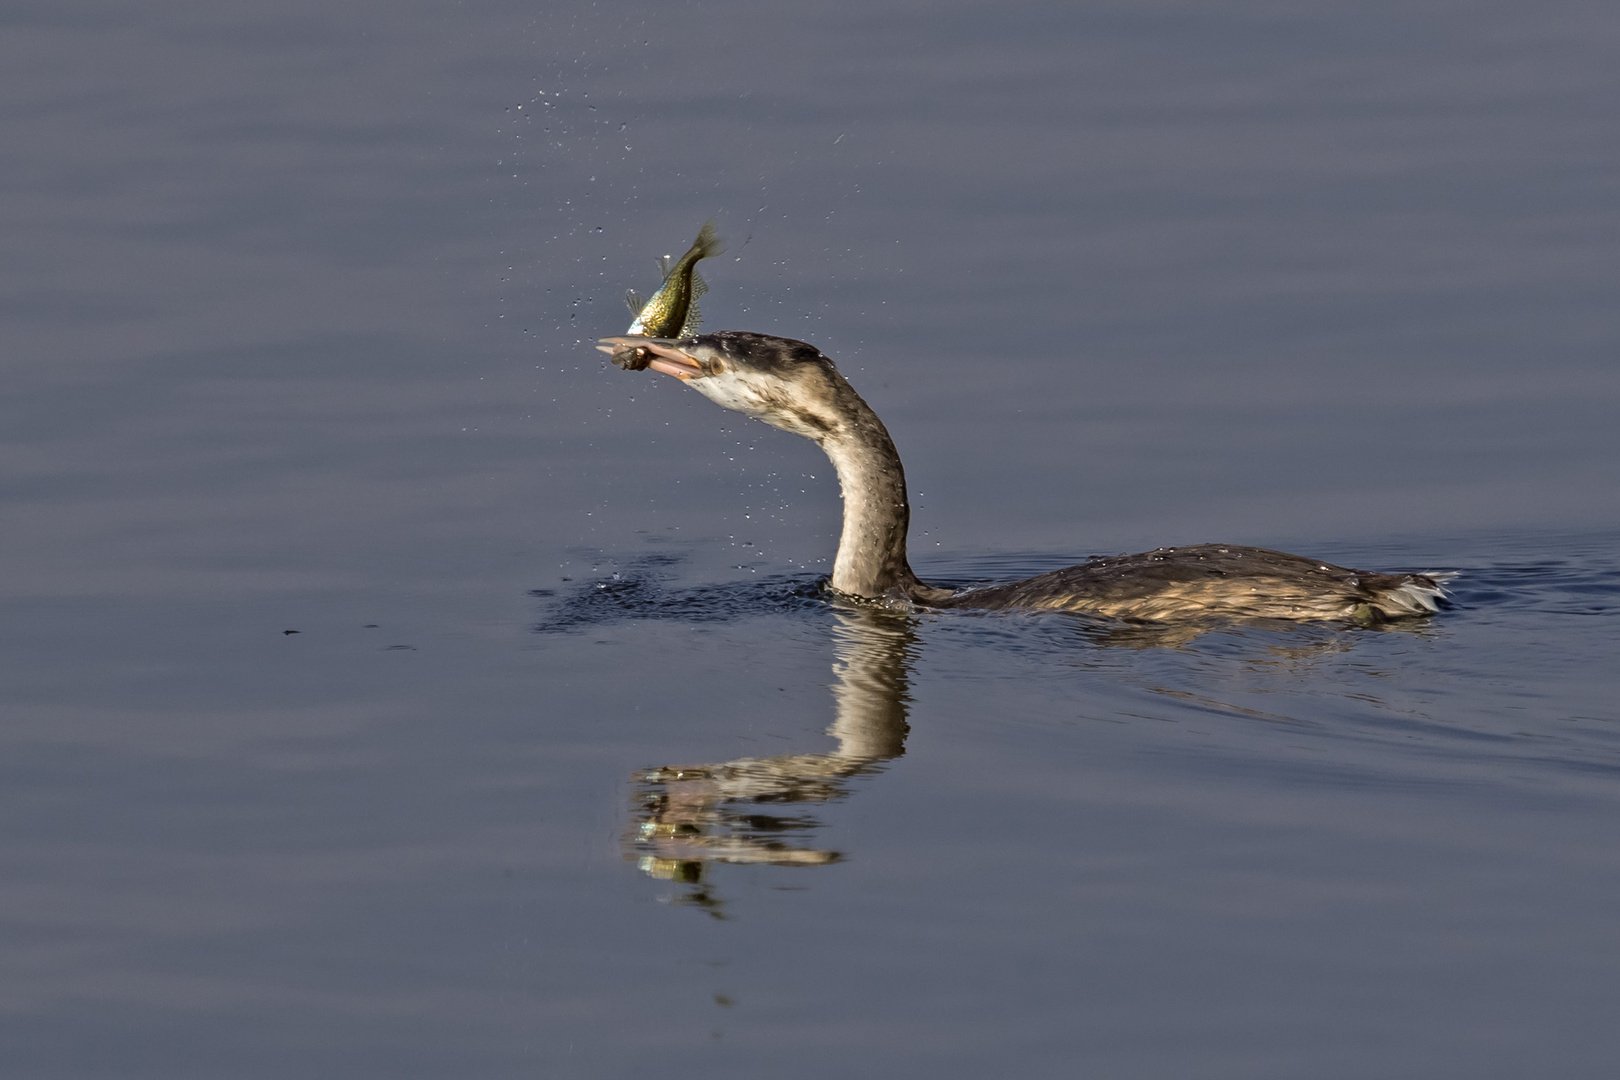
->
{"left": 817, "top": 393, "right": 931, "bottom": 600}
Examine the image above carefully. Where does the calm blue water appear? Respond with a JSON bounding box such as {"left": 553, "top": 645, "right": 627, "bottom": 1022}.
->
{"left": 2, "top": 1, "right": 1618, "bottom": 1077}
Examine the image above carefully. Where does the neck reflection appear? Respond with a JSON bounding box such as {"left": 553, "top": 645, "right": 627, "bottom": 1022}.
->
{"left": 625, "top": 608, "right": 915, "bottom": 916}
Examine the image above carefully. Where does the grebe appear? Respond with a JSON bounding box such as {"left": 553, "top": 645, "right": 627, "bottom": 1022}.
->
{"left": 598, "top": 331, "right": 1451, "bottom": 622}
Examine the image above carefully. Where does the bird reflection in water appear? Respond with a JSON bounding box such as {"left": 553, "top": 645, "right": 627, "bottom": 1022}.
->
{"left": 622, "top": 597, "right": 1440, "bottom": 914}
{"left": 625, "top": 608, "right": 914, "bottom": 916}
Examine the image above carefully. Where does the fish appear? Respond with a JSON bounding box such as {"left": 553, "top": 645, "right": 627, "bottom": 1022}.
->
{"left": 624, "top": 220, "right": 725, "bottom": 338}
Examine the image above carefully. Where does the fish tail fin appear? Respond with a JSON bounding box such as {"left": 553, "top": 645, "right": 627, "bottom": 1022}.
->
{"left": 691, "top": 219, "right": 726, "bottom": 261}
{"left": 624, "top": 289, "right": 644, "bottom": 315}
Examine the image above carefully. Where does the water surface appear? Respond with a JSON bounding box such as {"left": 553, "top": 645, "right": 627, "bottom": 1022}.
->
{"left": 2, "top": 1, "right": 1618, "bottom": 1077}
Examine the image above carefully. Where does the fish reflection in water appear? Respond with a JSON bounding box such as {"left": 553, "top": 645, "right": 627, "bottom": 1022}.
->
{"left": 626, "top": 608, "right": 914, "bottom": 915}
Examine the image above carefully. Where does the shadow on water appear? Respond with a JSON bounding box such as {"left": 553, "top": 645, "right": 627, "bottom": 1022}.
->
{"left": 530, "top": 553, "right": 829, "bottom": 630}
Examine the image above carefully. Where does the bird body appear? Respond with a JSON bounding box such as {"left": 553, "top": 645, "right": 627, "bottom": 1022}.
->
{"left": 599, "top": 331, "right": 1450, "bottom": 623}
{"left": 939, "top": 544, "right": 1446, "bottom": 621}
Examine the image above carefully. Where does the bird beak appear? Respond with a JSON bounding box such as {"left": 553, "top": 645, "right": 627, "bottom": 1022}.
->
{"left": 596, "top": 336, "right": 708, "bottom": 380}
